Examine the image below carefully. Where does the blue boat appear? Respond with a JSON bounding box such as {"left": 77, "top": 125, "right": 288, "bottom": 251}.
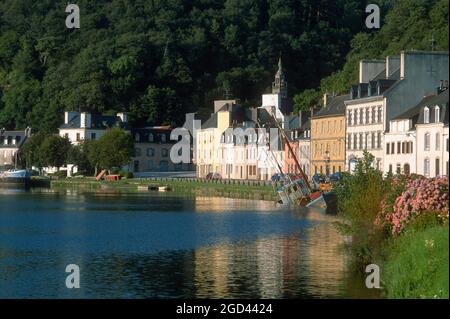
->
{"left": 0, "top": 169, "right": 31, "bottom": 189}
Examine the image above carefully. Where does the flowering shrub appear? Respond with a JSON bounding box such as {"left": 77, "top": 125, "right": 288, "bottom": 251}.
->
{"left": 378, "top": 175, "right": 449, "bottom": 235}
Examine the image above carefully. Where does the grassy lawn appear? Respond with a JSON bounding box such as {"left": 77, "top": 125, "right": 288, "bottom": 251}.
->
{"left": 383, "top": 224, "right": 449, "bottom": 299}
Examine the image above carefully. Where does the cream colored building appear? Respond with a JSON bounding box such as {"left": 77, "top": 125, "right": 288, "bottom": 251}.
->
{"left": 345, "top": 51, "right": 449, "bottom": 172}
{"left": 415, "top": 88, "right": 449, "bottom": 177}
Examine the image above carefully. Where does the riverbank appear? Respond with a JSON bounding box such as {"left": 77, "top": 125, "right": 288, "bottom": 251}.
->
{"left": 50, "top": 177, "right": 277, "bottom": 201}
{"left": 333, "top": 152, "right": 449, "bottom": 299}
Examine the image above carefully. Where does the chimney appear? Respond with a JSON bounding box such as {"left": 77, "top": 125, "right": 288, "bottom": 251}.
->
{"left": 64, "top": 111, "right": 78, "bottom": 124}
{"left": 80, "top": 112, "right": 91, "bottom": 129}
{"left": 323, "top": 93, "right": 330, "bottom": 107}
{"left": 117, "top": 112, "right": 128, "bottom": 123}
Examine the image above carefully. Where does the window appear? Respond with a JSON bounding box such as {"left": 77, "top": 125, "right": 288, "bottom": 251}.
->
{"left": 359, "top": 109, "right": 363, "bottom": 124}
{"left": 386, "top": 143, "right": 390, "bottom": 154}
{"left": 372, "top": 107, "right": 376, "bottom": 123}
{"left": 424, "top": 158, "right": 430, "bottom": 176}
{"left": 436, "top": 158, "right": 440, "bottom": 176}
{"left": 378, "top": 107, "right": 382, "bottom": 123}
{"left": 404, "top": 163, "right": 410, "bottom": 175}
{"left": 359, "top": 133, "right": 363, "bottom": 150}
{"left": 161, "top": 148, "right": 168, "bottom": 157}
{"left": 396, "top": 163, "right": 401, "bottom": 174}
{"left": 397, "top": 142, "right": 401, "bottom": 154}
{"left": 147, "top": 160, "right": 154, "bottom": 170}
{"left": 365, "top": 107, "right": 370, "bottom": 124}
{"left": 135, "top": 148, "right": 142, "bottom": 156}
{"left": 161, "top": 134, "right": 166, "bottom": 142}
{"left": 353, "top": 134, "right": 357, "bottom": 150}
{"left": 371, "top": 133, "right": 375, "bottom": 150}
{"left": 76, "top": 133, "right": 81, "bottom": 141}
{"left": 347, "top": 134, "right": 351, "bottom": 150}
{"left": 91, "top": 133, "right": 96, "bottom": 140}
{"left": 436, "top": 133, "right": 440, "bottom": 150}
{"left": 391, "top": 142, "right": 395, "bottom": 154}
{"left": 135, "top": 133, "right": 140, "bottom": 142}
{"left": 435, "top": 106, "right": 440, "bottom": 123}
{"left": 424, "top": 107, "right": 429, "bottom": 124}
{"left": 377, "top": 132, "right": 381, "bottom": 148}
{"left": 424, "top": 133, "right": 430, "bottom": 151}
{"left": 355, "top": 109, "right": 359, "bottom": 125}
{"left": 147, "top": 148, "right": 155, "bottom": 157}
{"left": 389, "top": 164, "right": 393, "bottom": 173}
{"left": 148, "top": 133, "right": 154, "bottom": 142}
{"left": 159, "top": 160, "right": 169, "bottom": 172}
{"left": 402, "top": 142, "right": 405, "bottom": 154}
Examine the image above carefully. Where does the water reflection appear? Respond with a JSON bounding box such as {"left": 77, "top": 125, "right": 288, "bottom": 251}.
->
{"left": 0, "top": 191, "right": 377, "bottom": 298}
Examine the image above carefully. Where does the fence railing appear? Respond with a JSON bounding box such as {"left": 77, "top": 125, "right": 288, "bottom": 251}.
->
{"left": 136, "top": 177, "right": 273, "bottom": 187}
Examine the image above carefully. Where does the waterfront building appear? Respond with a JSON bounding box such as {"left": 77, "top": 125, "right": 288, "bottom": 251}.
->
{"left": 0, "top": 127, "right": 31, "bottom": 168}
{"left": 130, "top": 126, "right": 194, "bottom": 174}
{"left": 196, "top": 59, "right": 293, "bottom": 180}
{"left": 196, "top": 100, "right": 242, "bottom": 178}
{"left": 284, "top": 110, "right": 311, "bottom": 176}
{"left": 59, "top": 111, "right": 129, "bottom": 145}
{"left": 311, "top": 94, "right": 347, "bottom": 176}
{"left": 415, "top": 86, "right": 449, "bottom": 177}
{"left": 345, "top": 51, "right": 449, "bottom": 172}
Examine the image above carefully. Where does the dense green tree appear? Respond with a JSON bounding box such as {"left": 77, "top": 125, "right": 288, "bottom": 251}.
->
{"left": 38, "top": 135, "right": 72, "bottom": 170}
{"left": 96, "top": 128, "right": 134, "bottom": 171}
{"left": 293, "top": 89, "right": 320, "bottom": 112}
{"left": 21, "top": 132, "right": 46, "bottom": 170}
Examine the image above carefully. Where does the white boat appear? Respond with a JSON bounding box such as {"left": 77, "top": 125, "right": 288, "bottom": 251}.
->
{"left": 0, "top": 169, "right": 31, "bottom": 179}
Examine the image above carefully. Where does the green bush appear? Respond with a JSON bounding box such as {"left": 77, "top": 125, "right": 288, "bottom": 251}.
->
{"left": 333, "top": 151, "right": 388, "bottom": 265}
{"left": 383, "top": 225, "right": 449, "bottom": 299}
{"left": 50, "top": 170, "right": 67, "bottom": 179}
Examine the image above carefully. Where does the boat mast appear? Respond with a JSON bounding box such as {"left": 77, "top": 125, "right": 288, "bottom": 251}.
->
{"left": 269, "top": 114, "right": 311, "bottom": 191}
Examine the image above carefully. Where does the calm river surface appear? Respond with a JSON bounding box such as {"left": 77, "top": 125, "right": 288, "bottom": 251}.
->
{"left": 0, "top": 189, "right": 378, "bottom": 299}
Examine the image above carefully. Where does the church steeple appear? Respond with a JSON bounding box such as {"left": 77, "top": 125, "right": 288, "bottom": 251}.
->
{"left": 272, "top": 57, "right": 287, "bottom": 98}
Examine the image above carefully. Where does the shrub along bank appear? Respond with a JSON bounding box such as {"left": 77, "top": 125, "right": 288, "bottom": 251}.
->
{"left": 333, "top": 151, "right": 449, "bottom": 299}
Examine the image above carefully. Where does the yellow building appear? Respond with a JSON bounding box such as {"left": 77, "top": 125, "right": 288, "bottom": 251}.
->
{"left": 310, "top": 94, "right": 348, "bottom": 176}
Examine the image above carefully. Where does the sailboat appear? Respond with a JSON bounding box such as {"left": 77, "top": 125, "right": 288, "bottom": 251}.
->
{"left": 263, "top": 114, "right": 337, "bottom": 213}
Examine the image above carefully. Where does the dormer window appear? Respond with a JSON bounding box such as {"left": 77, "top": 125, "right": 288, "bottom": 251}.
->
{"left": 434, "top": 106, "right": 440, "bottom": 123}
{"left": 424, "top": 106, "right": 430, "bottom": 124}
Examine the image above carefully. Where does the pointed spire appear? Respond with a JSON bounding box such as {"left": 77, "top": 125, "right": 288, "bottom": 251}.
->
{"left": 272, "top": 55, "right": 287, "bottom": 98}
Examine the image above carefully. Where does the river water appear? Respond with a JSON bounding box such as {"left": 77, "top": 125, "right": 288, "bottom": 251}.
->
{"left": 0, "top": 189, "right": 378, "bottom": 299}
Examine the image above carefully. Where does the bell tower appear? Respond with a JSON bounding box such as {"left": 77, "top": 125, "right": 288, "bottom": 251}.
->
{"left": 272, "top": 57, "right": 288, "bottom": 99}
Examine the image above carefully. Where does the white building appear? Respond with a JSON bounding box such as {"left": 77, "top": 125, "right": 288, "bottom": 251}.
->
{"left": 345, "top": 51, "right": 449, "bottom": 172}
{"left": 59, "top": 111, "right": 128, "bottom": 145}
{"left": 416, "top": 87, "right": 449, "bottom": 177}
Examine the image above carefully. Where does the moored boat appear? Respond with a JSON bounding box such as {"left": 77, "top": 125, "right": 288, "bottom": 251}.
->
{"left": 0, "top": 169, "right": 31, "bottom": 189}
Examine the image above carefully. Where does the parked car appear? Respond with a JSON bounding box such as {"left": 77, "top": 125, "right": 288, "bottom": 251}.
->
{"left": 206, "top": 172, "right": 222, "bottom": 180}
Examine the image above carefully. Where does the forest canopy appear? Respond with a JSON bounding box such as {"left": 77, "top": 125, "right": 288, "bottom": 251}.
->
{"left": 0, "top": 0, "right": 448, "bottom": 132}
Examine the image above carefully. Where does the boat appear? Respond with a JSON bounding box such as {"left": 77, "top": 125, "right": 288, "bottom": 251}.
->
{"left": 263, "top": 114, "right": 338, "bottom": 213}
{"left": 0, "top": 169, "right": 31, "bottom": 189}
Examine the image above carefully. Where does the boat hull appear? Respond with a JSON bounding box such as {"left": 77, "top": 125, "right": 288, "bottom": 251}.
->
{"left": 0, "top": 177, "right": 31, "bottom": 189}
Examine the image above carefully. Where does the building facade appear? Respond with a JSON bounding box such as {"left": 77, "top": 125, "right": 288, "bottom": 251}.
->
{"left": 416, "top": 88, "right": 449, "bottom": 177}
{"left": 130, "top": 126, "right": 193, "bottom": 173}
{"left": 311, "top": 95, "right": 347, "bottom": 176}
{"left": 59, "top": 111, "right": 128, "bottom": 145}
{"left": 0, "top": 128, "right": 31, "bottom": 168}
{"left": 345, "top": 51, "right": 449, "bottom": 172}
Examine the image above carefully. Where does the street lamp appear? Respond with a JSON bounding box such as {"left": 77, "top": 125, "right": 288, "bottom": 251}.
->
{"left": 324, "top": 149, "right": 330, "bottom": 177}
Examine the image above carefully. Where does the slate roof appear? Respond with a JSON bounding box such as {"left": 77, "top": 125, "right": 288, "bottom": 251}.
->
{"left": 131, "top": 126, "right": 175, "bottom": 144}
{"left": 0, "top": 130, "right": 29, "bottom": 149}
{"left": 60, "top": 114, "right": 128, "bottom": 129}
{"left": 417, "top": 88, "right": 449, "bottom": 125}
{"left": 313, "top": 94, "right": 348, "bottom": 118}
